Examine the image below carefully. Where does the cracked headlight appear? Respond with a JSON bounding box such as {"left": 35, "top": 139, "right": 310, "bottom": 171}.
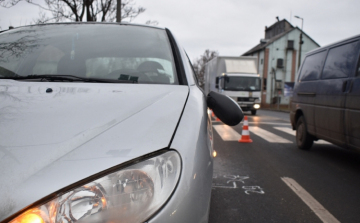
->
{"left": 10, "top": 151, "right": 181, "bottom": 223}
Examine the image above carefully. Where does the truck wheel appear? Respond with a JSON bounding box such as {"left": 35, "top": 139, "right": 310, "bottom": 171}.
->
{"left": 296, "top": 116, "right": 314, "bottom": 150}
{"left": 251, "top": 110, "right": 257, "bottom": 115}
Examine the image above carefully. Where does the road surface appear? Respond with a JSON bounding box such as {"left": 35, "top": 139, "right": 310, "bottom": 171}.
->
{"left": 209, "top": 109, "right": 360, "bottom": 223}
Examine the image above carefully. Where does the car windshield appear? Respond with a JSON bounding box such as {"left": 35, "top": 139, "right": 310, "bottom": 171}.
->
{"left": 224, "top": 76, "right": 261, "bottom": 91}
{"left": 0, "top": 24, "right": 178, "bottom": 85}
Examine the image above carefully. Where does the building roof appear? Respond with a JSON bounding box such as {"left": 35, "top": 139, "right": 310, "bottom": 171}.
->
{"left": 242, "top": 27, "right": 320, "bottom": 56}
{"left": 264, "top": 19, "right": 293, "bottom": 39}
{"left": 265, "top": 19, "right": 292, "bottom": 31}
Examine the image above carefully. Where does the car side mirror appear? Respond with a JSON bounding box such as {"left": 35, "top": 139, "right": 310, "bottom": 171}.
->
{"left": 215, "top": 84, "right": 219, "bottom": 89}
{"left": 207, "top": 91, "right": 243, "bottom": 126}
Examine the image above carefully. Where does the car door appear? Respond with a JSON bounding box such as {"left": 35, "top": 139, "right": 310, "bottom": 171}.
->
{"left": 294, "top": 50, "right": 327, "bottom": 135}
{"left": 344, "top": 40, "right": 360, "bottom": 149}
{"left": 315, "top": 40, "right": 360, "bottom": 146}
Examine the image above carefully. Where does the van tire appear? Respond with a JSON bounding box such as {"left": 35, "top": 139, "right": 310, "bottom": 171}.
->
{"left": 296, "top": 116, "right": 314, "bottom": 150}
{"left": 251, "top": 110, "right": 257, "bottom": 115}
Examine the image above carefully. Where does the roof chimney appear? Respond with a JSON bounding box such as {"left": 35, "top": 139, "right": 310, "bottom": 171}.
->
{"left": 276, "top": 16, "right": 280, "bottom": 22}
{"left": 260, "top": 39, "right": 269, "bottom": 45}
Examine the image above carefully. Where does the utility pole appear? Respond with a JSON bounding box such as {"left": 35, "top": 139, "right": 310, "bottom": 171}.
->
{"left": 294, "top": 16, "right": 304, "bottom": 70}
{"left": 116, "top": 0, "right": 122, "bottom": 22}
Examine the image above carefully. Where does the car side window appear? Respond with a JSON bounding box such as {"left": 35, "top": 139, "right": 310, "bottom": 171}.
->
{"left": 299, "top": 51, "right": 327, "bottom": 81}
{"left": 322, "top": 40, "right": 360, "bottom": 79}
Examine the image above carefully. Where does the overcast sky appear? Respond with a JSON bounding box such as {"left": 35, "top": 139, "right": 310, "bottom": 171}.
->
{"left": 1, "top": 0, "right": 360, "bottom": 61}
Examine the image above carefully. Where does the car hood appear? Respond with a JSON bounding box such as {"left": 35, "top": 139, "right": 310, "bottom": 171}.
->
{"left": 0, "top": 80, "right": 188, "bottom": 221}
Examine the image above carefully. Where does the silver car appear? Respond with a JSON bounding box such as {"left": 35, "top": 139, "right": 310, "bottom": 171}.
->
{"left": 0, "top": 23, "right": 242, "bottom": 223}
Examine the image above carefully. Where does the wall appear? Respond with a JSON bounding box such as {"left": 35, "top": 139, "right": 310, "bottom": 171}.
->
{"left": 262, "top": 29, "right": 319, "bottom": 105}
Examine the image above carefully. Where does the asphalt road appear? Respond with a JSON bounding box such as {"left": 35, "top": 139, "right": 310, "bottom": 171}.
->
{"left": 209, "top": 109, "right": 360, "bottom": 223}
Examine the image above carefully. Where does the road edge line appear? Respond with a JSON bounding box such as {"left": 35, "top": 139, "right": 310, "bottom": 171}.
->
{"left": 281, "top": 177, "right": 340, "bottom": 223}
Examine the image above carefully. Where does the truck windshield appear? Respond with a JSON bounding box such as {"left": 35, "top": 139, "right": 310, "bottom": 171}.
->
{"left": 224, "top": 76, "right": 261, "bottom": 91}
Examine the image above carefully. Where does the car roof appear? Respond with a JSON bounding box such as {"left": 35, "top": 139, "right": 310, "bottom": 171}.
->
{"left": 305, "top": 33, "right": 360, "bottom": 56}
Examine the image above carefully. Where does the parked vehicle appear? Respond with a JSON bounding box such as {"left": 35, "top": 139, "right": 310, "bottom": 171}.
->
{"left": 290, "top": 34, "right": 360, "bottom": 151}
{"left": 204, "top": 56, "right": 261, "bottom": 115}
{"left": 0, "top": 23, "right": 243, "bottom": 223}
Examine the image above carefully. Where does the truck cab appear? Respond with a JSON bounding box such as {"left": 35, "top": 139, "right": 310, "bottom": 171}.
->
{"left": 216, "top": 73, "right": 261, "bottom": 115}
{"left": 204, "top": 56, "right": 261, "bottom": 115}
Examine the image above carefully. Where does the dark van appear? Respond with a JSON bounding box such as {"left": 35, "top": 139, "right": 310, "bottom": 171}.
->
{"left": 290, "top": 34, "right": 360, "bottom": 151}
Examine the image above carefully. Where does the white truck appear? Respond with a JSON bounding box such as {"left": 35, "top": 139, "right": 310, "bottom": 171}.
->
{"left": 204, "top": 56, "right": 261, "bottom": 115}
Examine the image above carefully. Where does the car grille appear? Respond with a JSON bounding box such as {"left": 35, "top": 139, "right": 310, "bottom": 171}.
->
{"left": 237, "top": 97, "right": 258, "bottom": 102}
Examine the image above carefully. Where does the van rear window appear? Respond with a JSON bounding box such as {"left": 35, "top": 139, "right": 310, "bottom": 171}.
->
{"left": 322, "top": 41, "right": 360, "bottom": 79}
{"left": 299, "top": 51, "right": 327, "bottom": 81}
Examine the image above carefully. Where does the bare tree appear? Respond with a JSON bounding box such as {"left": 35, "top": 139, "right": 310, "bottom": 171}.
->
{"left": 1, "top": 0, "right": 145, "bottom": 23}
{"left": 145, "top": 20, "right": 158, "bottom": 26}
{"left": 192, "top": 49, "right": 218, "bottom": 88}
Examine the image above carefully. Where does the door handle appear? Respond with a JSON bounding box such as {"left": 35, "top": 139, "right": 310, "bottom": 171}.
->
{"left": 349, "top": 80, "right": 354, "bottom": 93}
{"left": 342, "top": 80, "right": 348, "bottom": 92}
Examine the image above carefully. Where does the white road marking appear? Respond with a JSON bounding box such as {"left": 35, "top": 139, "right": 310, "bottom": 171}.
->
{"left": 281, "top": 177, "right": 340, "bottom": 223}
{"left": 274, "top": 127, "right": 295, "bottom": 135}
{"left": 212, "top": 119, "right": 291, "bottom": 126}
{"left": 247, "top": 122, "right": 291, "bottom": 125}
{"left": 249, "top": 126, "right": 292, "bottom": 143}
{"left": 274, "top": 127, "right": 331, "bottom": 145}
{"left": 213, "top": 125, "right": 241, "bottom": 141}
{"left": 315, "top": 140, "right": 332, "bottom": 145}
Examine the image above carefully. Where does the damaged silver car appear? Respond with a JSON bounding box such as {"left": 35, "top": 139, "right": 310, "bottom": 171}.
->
{"left": 0, "top": 23, "right": 242, "bottom": 223}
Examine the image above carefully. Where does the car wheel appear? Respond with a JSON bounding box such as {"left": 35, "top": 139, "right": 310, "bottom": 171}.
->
{"left": 251, "top": 110, "right": 257, "bottom": 115}
{"left": 296, "top": 116, "right": 314, "bottom": 150}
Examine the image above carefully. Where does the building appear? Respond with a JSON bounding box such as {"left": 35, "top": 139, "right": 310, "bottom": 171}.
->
{"left": 242, "top": 18, "right": 320, "bottom": 108}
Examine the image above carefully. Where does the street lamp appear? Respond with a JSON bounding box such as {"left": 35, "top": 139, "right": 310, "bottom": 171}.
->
{"left": 294, "top": 16, "right": 304, "bottom": 70}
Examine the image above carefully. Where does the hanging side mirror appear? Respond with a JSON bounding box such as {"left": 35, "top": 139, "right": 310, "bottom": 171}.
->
{"left": 207, "top": 91, "right": 243, "bottom": 126}
{"left": 215, "top": 77, "right": 219, "bottom": 89}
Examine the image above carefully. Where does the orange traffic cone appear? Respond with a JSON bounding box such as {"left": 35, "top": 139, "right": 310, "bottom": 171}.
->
{"left": 211, "top": 110, "right": 215, "bottom": 118}
{"left": 211, "top": 110, "right": 221, "bottom": 121}
{"left": 239, "top": 116, "right": 253, "bottom": 143}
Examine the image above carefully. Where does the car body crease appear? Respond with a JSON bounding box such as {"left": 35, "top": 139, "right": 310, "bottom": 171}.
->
{"left": 167, "top": 86, "right": 190, "bottom": 149}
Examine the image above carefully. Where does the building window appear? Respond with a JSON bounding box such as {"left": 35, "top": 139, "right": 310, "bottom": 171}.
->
{"left": 261, "top": 58, "right": 263, "bottom": 65}
{"left": 287, "top": 40, "right": 294, "bottom": 50}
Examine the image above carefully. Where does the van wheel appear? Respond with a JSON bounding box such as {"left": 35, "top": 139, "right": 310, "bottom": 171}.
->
{"left": 296, "top": 116, "right": 314, "bottom": 150}
{"left": 251, "top": 110, "right": 257, "bottom": 115}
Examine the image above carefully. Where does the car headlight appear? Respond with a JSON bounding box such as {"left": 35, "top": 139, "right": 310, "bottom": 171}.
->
{"left": 254, "top": 104, "right": 260, "bottom": 109}
{"left": 10, "top": 150, "right": 181, "bottom": 223}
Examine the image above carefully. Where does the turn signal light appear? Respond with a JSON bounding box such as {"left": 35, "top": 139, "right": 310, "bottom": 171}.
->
{"left": 11, "top": 210, "right": 45, "bottom": 223}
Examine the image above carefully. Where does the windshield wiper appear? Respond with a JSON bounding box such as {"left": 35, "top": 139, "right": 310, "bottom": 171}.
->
{"left": 0, "top": 74, "right": 137, "bottom": 83}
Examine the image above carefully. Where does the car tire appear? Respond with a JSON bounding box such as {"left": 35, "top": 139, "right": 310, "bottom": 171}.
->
{"left": 296, "top": 116, "right": 314, "bottom": 150}
{"left": 251, "top": 110, "right": 257, "bottom": 115}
